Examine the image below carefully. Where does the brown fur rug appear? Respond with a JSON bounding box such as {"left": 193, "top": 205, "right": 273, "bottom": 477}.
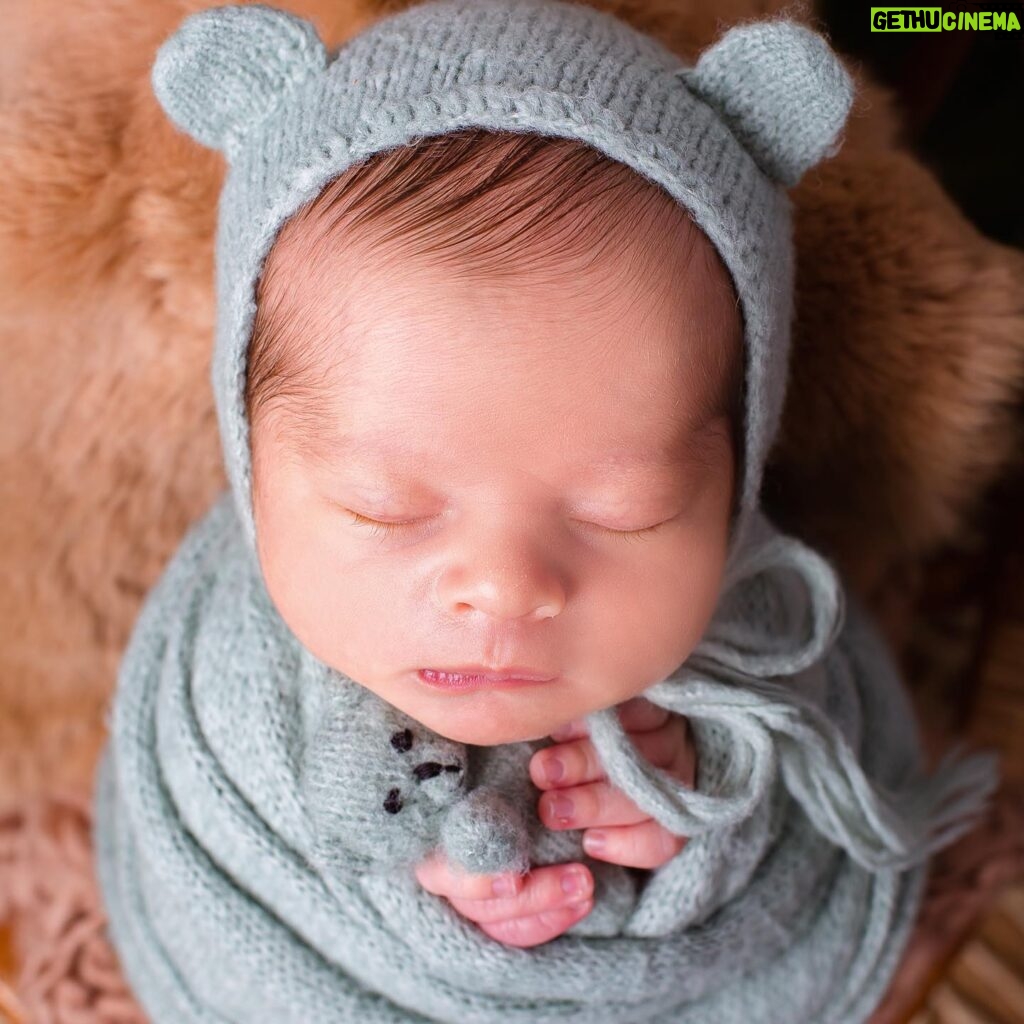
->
{"left": 2, "top": 1, "right": 1023, "bottom": 1020}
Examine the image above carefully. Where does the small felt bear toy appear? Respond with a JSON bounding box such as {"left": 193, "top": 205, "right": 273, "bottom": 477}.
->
{"left": 296, "top": 648, "right": 640, "bottom": 936}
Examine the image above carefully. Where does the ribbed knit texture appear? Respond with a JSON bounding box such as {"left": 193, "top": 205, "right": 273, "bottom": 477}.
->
{"left": 92, "top": 2, "right": 1002, "bottom": 1021}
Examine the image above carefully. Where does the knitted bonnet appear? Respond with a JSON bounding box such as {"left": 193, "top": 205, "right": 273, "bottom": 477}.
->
{"left": 150, "top": 0, "right": 855, "bottom": 568}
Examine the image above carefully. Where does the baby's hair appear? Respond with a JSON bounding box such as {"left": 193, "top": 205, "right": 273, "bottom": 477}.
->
{"left": 247, "top": 127, "right": 745, "bottom": 518}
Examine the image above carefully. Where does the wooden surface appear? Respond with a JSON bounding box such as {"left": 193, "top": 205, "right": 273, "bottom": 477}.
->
{"left": 909, "top": 882, "right": 1024, "bottom": 1024}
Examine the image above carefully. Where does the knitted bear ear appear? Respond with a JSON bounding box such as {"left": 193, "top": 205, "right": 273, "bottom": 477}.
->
{"left": 151, "top": 3, "right": 328, "bottom": 158}
{"left": 677, "top": 19, "right": 854, "bottom": 187}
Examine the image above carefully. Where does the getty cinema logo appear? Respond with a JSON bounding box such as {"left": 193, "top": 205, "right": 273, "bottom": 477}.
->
{"left": 871, "top": 7, "right": 1022, "bottom": 30}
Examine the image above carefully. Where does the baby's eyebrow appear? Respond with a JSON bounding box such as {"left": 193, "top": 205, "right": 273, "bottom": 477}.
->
{"left": 577, "top": 419, "right": 728, "bottom": 480}
{"left": 306, "top": 413, "right": 725, "bottom": 479}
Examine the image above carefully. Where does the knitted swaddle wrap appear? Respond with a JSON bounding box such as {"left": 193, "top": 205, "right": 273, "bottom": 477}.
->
{"left": 92, "top": 2, "right": 1001, "bottom": 1021}
{"left": 93, "top": 493, "right": 997, "bottom": 1023}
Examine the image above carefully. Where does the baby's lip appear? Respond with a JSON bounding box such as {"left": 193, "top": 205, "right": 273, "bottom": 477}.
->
{"left": 419, "top": 665, "right": 555, "bottom": 682}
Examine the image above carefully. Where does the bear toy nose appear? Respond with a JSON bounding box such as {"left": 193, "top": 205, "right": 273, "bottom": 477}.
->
{"left": 413, "top": 761, "right": 463, "bottom": 782}
{"left": 415, "top": 760, "right": 465, "bottom": 805}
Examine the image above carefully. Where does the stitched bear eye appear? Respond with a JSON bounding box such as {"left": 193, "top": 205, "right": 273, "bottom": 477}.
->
{"left": 390, "top": 728, "right": 413, "bottom": 752}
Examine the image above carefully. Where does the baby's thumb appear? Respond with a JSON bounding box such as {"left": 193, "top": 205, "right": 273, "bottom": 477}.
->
{"left": 414, "top": 848, "right": 525, "bottom": 901}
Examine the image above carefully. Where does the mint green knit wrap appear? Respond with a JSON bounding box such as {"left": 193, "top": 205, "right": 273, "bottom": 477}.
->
{"left": 92, "top": 3, "right": 1001, "bottom": 1022}
{"left": 94, "top": 493, "right": 998, "bottom": 1023}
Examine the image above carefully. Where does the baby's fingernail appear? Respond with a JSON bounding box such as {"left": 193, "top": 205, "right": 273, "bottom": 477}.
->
{"left": 542, "top": 756, "right": 564, "bottom": 784}
{"left": 561, "top": 868, "right": 588, "bottom": 896}
{"left": 549, "top": 794, "right": 574, "bottom": 823}
{"left": 492, "top": 875, "right": 519, "bottom": 897}
{"left": 583, "top": 831, "right": 606, "bottom": 855}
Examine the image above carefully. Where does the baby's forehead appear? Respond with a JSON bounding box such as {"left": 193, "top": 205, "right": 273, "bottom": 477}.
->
{"left": 262, "top": 285, "right": 736, "bottom": 479}
{"left": 294, "top": 254, "right": 734, "bottom": 407}
{"left": 248, "top": 182, "right": 744, "bottom": 465}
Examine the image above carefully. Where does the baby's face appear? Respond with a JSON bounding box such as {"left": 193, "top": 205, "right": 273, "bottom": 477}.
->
{"left": 252, "top": 234, "right": 739, "bottom": 746}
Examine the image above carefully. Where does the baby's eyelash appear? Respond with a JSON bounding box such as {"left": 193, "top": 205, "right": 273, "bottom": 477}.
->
{"left": 344, "top": 509, "right": 670, "bottom": 542}
{"left": 345, "top": 510, "right": 411, "bottom": 538}
{"left": 603, "top": 521, "right": 666, "bottom": 542}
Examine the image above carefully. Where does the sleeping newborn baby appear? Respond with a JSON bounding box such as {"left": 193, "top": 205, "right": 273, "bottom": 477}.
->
{"left": 92, "top": 4, "right": 1000, "bottom": 1022}
{"left": 245, "top": 123, "right": 739, "bottom": 943}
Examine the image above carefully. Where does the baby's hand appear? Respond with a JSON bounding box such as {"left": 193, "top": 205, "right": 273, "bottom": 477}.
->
{"left": 413, "top": 850, "right": 593, "bottom": 948}
{"left": 529, "top": 697, "right": 696, "bottom": 868}
{"left": 412, "top": 698, "right": 693, "bottom": 948}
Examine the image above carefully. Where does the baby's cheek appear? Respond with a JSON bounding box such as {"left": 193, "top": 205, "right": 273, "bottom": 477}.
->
{"left": 615, "top": 548, "right": 724, "bottom": 684}
{"left": 257, "top": 530, "right": 371, "bottom": 676}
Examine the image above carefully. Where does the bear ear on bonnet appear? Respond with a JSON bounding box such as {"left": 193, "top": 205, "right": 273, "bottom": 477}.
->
{"left": 677, "top": 19, "right": 854, "bottom": 187}
{"left": 150, "top": 3, "right": 328, "bottom": 158}
{"left": 151, "top": 4, "right": 854, "bottom": 187}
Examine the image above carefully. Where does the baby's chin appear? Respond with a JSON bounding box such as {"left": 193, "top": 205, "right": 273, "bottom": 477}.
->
{"left": 393, "top": 687, "right": 576, "bottom": 747}
{"left": 423, "top": 717, "right": 554, "bottom": 747}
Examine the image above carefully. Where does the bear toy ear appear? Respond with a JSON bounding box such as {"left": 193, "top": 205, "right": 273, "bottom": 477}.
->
{"left": 151, "top": 3, "right": 328, "bottom": 158}
{"left": 677, "top": 19, "right": 855, "bottom": 188}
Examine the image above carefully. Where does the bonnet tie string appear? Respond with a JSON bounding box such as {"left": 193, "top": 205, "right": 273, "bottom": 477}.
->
{"left": 584, "top": 528, "right": 1000, "bottom": 873}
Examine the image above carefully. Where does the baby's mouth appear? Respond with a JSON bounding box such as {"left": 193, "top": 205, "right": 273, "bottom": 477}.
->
{"left": 416, "top": 667, "right": 556, "bottom": 691}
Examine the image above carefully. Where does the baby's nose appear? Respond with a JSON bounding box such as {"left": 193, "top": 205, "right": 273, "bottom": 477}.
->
{"left": 434, "top": 530, "right": 567, "bottom": 622}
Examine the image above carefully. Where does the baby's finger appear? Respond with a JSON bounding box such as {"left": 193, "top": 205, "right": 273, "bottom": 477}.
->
{"left": 447, "top": 863, "right": 593, "bottom": 924}
{"left": 414, "top": 850, "right": 525, "bottom": 901}
{"left": 531, "top": 714, "right": 693, "bottom": 791}
{"left": 539, "top": 778, "right": 655, "bottom": 830}
{"left": 477, "top": 900, "right": 594, "bottom": 948}
{"left": 549, "top": 698, "right": 670, "bottom": 744}
{"left": 583, "top": 819, "right": 687, "bottom": 869}
{"left": 615, "top": 697, "right": 671, "bottom": 734}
